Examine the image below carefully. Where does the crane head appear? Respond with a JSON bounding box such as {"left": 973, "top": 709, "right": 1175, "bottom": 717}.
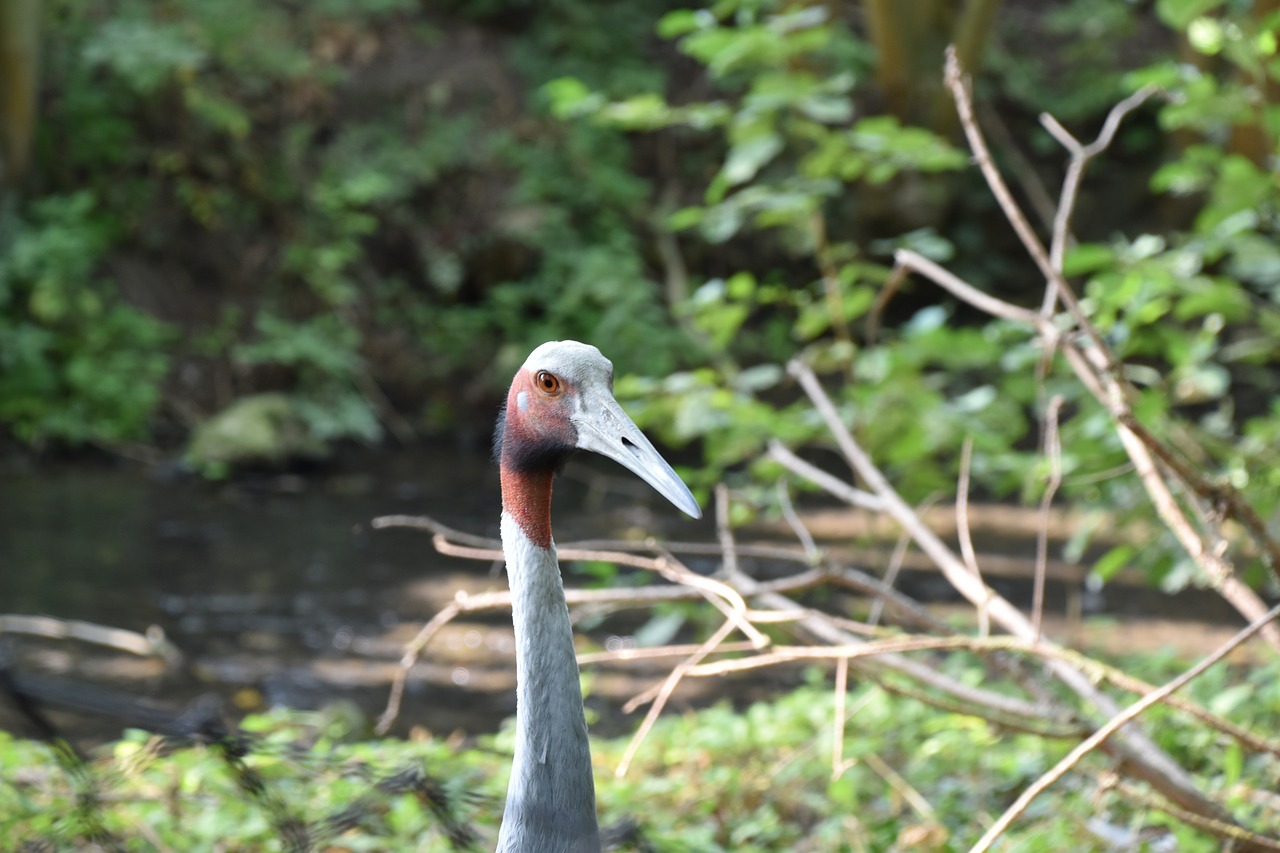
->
{"left": 497, "top": 340, "right": 701, "bottom": 520}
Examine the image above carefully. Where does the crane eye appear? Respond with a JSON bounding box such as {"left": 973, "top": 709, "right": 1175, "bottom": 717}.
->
{"left": 535, "top": 370, "right": 562, "bottom": 395}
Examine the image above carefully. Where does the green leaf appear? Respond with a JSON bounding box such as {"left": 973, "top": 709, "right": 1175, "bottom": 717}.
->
{"left": 722, "top": 133, "right": 784, "bottom": 185}
{"left": 1062, "top": 243, "right": 1116, "bottom": 277}
{"left": 1092, "top": 544, "right": 1135, "bottom": 582}
{"left": 657, "top": 9, "right": 709, "bottom": 39}
{"left": 1157, "top": 0, "right": 1226, "bottom": 29}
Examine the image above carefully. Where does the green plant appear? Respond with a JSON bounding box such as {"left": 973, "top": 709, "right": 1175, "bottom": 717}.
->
{"left": 7, "top": 648, "right": 1280, "bottom": 851}
{"left": 0, "top": 191, "right": 172, "bottom": 446}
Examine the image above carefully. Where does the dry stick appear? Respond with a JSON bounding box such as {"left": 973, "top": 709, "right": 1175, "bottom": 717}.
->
{"left": 576, "top": 641, "right": 759, "bottom": 666}
{"left": 832, "top": 654, "right": 850, "bottom": 779}
{"left": 371, "top": 551, "right": 742, "bottom": 734}
{"left": 376, "top": 516, "right": 1072, "bottom": 743}
{"left": 969, "top": 603, "right": 1280, "bottom": 853}
{"left": 688, "top": 636, "right": 1010, "bottom": 676}
{"left": 947, "top": 46, "right": 1257, "bottom": 608}
{"left": 1094, "top": 665, "right": 1280, "bottom": 761}
{"left": 861, "top": 751, "right": 939, "bottom": 825}
{"left": 615, "top": 618, "right": 738, "bottom": 777}
{"left": 647, "top": 552, "right": 769, "bottom": 650}
{"left": 759, "top": 445, "right": 884, "bottom": 511}
{"left": 1031, "top": 81, "right": 1280, "bottom": 648}
{"left": 1033, "top": 395, "right": 1065, "bottom": 639}
{"left": 1113, "top": 780, "right": 1280, "bottom": 853}
{"left": 942, "top": 46, "right": 1108, "bottom": 361}
{"left": 614, "top": 492, "right": 771, "bottom": 760}
{"left": 865, "top": 261, "right": 909, "bottom": 347}
{"left": 0, "top": 614, "right": 179, "bottom": 662}
{"left": 1040, "top": 84, "right": 1162, "bottom": 310}
{"left": 894, "top": 247, "right": 1280, "bottom": 654}
{"left": 775, "top": 478, "right": 821, "bottom": 563}
{"left": 768, "top": 438, "right": 1090, "bottom": 722}
{"left": 867, "top": 530, "right": 910, "bottom": 629}
{"left": 955, "top": 436, "right": 992, "bottom": 638}
{"left": 675, "top": 613, "right": 1280, "bottom": 763}
{"left": 1067, "top": 348, "right": 1280, "bottom": 652}
{"left": 376, "top": 513, "right": 1278, "bottom": 758}
{"left": 785, "top": 360, "right": 1238, "bottom": 827}
{"left": 977, "top": 102, "right": 1060, "bottom": 233}
{"left": 730, "top": 575, "right": 1068, "bottom": 728}
{"left": 893, "top": 249, "right": 1041, "bottom": 326}
{"left": 946, "top": 47, "right": 1280, "bottom": 582}
{"left": 378, "top": 513, "right": 1033, "bottom": 726}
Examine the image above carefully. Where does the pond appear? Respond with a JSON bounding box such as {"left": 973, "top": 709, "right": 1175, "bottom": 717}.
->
{"left": 1, "top": 448, "right": 528, "bottom": 742}
{"left": 0, "top": 447, "right": 1251, "bottom": 748}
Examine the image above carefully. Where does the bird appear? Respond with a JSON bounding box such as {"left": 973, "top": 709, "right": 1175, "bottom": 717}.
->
{"left": 493, "top": 340, "right": 701, "bottom": 853}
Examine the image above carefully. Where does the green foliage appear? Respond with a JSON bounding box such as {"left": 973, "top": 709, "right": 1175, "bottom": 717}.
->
{"left": 0, "top": 192, "right": 172, "bottom": 445}
{"left": 6, "top": 649, "right": 1280, "bottom": 850}
{"left": 5, "top": 0, "right": 695, "bottom": 455}
{"left": 542, "top": 0, "right": 1280, "bottom": 597}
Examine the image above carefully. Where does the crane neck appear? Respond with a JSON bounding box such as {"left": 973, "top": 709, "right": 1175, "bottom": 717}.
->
{"left": 500, "top": 465, "right": 554, "bottom": 550}
{"left": 496, "top": 465, "right": 600, "bottom": 852}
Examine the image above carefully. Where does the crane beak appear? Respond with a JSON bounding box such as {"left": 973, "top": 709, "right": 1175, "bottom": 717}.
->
{"left": 571, "top": 394, "right": 702, "bottom": 520}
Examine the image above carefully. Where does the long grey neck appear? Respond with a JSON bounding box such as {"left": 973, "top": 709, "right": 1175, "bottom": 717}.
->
{"left": 496, "top": 511, "right": 600, "bottom": 853}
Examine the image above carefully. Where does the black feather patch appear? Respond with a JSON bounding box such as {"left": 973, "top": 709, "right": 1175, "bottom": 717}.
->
{"left": 492, "top": 407, "right": 507, "bottom": 468}
{"left": 493, "top": 407, "right": 576, "bottom": 475}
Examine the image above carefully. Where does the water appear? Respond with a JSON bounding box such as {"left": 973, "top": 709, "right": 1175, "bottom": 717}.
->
{"left": 0, "top": 448, "right": 518, "bottom": 740}
{"left": 0, "top": 448, "right": 1257, "bottom": 746}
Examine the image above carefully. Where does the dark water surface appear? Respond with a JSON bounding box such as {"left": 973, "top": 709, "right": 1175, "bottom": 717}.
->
{"left": 0, "top": 448, "right": 1259, "bottom": 748}
{"left": 0, "top": 448, "right": 528, "bottom": 741}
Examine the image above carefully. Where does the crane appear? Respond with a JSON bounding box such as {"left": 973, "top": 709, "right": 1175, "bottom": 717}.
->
{"left": 493, "top": 340, "right": 701, "bottom": 853}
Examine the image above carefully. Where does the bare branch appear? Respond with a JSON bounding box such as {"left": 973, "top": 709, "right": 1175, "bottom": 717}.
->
{"left": 1040, "top": 83, "right": 1163, "bottom": 292}
{"left": 893, "top": 249, "right": 1042, "bottom": 326}
{"left": 615, "top": 619, "right": 737, "bottom": 777}
{"left": 1033, "top": 395, "right": 1065, "bottom": 639}
{"left": 767, "top": 442, "right": 884, "bottom": 510}
{"left": 783, "top": 358, "right": 1242, "bottom": 828}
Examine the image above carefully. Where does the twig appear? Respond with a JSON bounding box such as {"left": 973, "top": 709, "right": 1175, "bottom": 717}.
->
{"left": 1113, "top": 780, "right": 1280, "bottom": 852}
{"left": 832, "top": 654, "right": 850, "bottom": 779}
{"left": 576, "top": 640, "right": 759, "bottom": 666}
{"left": 767, "top": 442, "right": 883, "bottom": 511}
{"left": 782, "top": 360, "right": 1239, "bottom": 827}
{"left": 955, "top": 436, "right": 991, "bottom": 637}
{"left": 775, "top": 478, "right": 820, "bottom": 563}
{"left": 862, "top": 752, "right": 938, "bottom": 825}
{"left": 866, "top": 261, "right": 909, "bottom": 347}
{"left": 977, "top": 102, "right": 1059, "bottom": 233}
{"left": 0, "top": 615, "right": 180, "bottom": 663}
{"left": 945, "top": 48, "right": 1280, "bottom": 588}
{"left": 1033, "top": 395, "right": 1065, "bottom": 639}
{"left": 615, "top": 619, "right": 737, "bottom": 777}
{"left": 969, "top": 603, "right": 1280, "bottom": 853}
{"left": 893, "top": 249, "right": 1041, "bottom": 326}
{"left": 867, "top": 529, "right": 910, "bottom": 629}
{"left": 1039, "top": 84, "right": 1162, "bottom": 301}
{"left": 892, "top": 161, "right": 1280, "bottom": 652}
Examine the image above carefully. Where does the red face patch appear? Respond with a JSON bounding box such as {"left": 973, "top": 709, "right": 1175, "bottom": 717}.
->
{"left": 497, "top": 368, "right": 580, "bottom": 548}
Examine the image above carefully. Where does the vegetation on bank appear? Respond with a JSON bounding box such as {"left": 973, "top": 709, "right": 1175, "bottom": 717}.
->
{"left": 4, "top": 652, "right": 1280, "bottom": 852}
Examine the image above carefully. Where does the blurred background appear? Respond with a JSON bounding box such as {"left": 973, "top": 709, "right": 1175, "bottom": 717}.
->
{"left": 2, "top": 0, "right": 1280, "bottom": 848}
